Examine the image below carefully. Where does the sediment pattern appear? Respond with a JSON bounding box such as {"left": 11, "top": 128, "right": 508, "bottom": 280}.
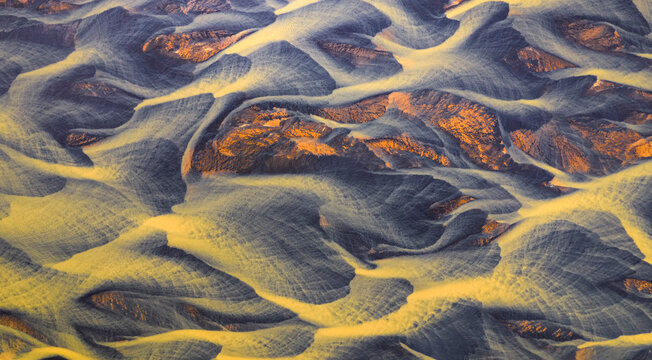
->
{"left": 1, "top": 0, "right": 651, "bottom": 359}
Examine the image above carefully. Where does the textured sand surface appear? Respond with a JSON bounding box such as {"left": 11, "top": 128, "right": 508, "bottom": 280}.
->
{"left": 0, "top": 0, "right": 651, "bottom": 359}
